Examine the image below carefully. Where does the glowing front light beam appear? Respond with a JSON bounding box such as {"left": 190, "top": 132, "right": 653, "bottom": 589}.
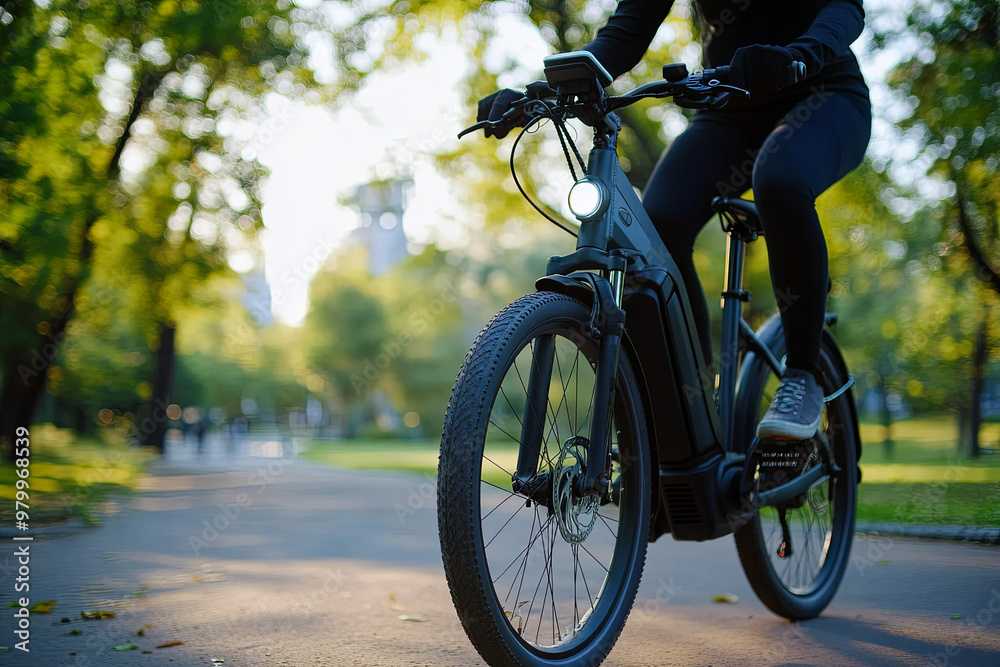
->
{"left": 568, "top": 180, "right": 605, "bottom": 220}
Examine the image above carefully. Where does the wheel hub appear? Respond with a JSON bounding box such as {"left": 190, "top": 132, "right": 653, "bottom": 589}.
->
{"left": 553, "top": 436, "right": 600, "bottom": 543}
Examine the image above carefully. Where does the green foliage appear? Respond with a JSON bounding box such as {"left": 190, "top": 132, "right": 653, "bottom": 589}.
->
{"left": 0, "top": 424, "right": 153, "bottom": 525}
{"left": 0, "top": 0, "right": 318, "bottom": 443}
{"left": 871, "top": 0, "right": 1000, "bottom": 443}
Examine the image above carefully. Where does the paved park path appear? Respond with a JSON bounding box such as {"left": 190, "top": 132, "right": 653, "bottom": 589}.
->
{"left": 2, "top": 438, "right": 999, "bottom": 666}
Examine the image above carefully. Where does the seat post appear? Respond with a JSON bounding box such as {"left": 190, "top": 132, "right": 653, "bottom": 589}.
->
{"left": 718, "top": 230, "right": 749, "bottom": 450}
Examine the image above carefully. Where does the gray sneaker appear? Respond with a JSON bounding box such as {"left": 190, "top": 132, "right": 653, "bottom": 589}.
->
{"left": 756, "top": 367, "right": 823, "bottom": 440}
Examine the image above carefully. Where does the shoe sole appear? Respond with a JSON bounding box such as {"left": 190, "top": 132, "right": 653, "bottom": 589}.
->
{"left": 756, "top": 417, "right": 821, "bottom": 441}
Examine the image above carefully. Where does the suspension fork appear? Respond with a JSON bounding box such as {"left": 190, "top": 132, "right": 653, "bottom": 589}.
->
{"left": 513, "top": 333, "right": 556, "bottom": 487}
{"left": 581, "top": 269, "right": 626, "bottom": 496}
{"left": 512, "top": 270, "right": 627, "bottom": 498}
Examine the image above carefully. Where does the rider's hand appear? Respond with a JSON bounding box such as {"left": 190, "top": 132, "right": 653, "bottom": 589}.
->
{"left": 729, "top": 45, "right": 804, "bottom": 95}
{"left": 477, "top": 88, "right": 526, "bottom": 139}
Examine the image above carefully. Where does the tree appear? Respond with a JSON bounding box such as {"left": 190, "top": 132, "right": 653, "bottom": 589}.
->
{"left": 0, "top": 0, "right": 314, "bottom": 455}
{"left": 878, "top": 0, "right": 1000, "bottom": 456}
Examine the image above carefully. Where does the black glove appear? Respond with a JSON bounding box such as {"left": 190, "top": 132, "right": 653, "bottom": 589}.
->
{"left": 729, "top": 45, "right": 805, "bottom": 95}
{"left": 476, "top": 88, "right": 526, "bottom": 139}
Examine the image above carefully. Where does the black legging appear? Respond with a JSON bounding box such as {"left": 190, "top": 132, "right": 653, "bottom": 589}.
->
{"left": 642, "top": 90, "right": 871, "bottom": 373}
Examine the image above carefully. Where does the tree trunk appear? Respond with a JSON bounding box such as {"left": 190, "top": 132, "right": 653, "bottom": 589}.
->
{"left": 873, "top": 350, "right": 895, "bottom": 459}
{"left": 0, "top": 68, "right": 170, "bottom": 461}
{"left": 968, "top": 318, "right": 987, "bottom": 458}
{"left": 878, "top": 379, "right": 894, "bottom": 459}
{"left": 957, "top": 405, "right": 969, "bottom": 456}
{"left": 143, "top": 323, "right": 177, "bottom": 454}
{"left": 0, "top": 351, "right": 54, "bottom": 459}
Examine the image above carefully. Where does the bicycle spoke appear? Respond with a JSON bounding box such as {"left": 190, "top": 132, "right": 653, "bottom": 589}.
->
{"left": 578, "top": 543, "right": 610, "bottom": 574}
{"left": 482, "top": 488, "right": 521, "bottom": 522}
{"left": 481, "top": 477, "right": 516, "bottom": 495}
{"left": 597, "top": 512, "right": 619, "bottom": 539}
{"left": 485, "top": 501, "right": 527, "bottom": 549}
{"left": 452, "top": 301, "right": 647, "bottom": 654}
{"left": 497, "top": 381, "right": 556, "bottom": 472}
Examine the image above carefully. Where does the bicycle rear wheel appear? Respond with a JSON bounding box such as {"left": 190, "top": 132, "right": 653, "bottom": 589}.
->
{"left": 733, "top": 326, "right": 858, "bottom": 620}
{"left": 438, "top": 292, "right": 651, "bottom": 667}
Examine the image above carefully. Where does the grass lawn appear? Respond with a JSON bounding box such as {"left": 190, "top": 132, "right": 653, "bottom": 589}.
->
{"left": 305, "top": 418, "right": 1000, "bottom": 527}
{"left": 856, "top": 482, "right": 1000, "bottom": 526}
{"left": 0, "top": 424, "right": 155, "bottom": 525}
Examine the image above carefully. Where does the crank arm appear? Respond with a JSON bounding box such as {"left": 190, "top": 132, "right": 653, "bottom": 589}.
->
{"left": 754, "top": 463, "right": 827, "bottom": 509}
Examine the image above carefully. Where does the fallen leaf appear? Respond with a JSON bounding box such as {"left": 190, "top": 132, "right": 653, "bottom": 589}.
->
{"left": 113, "top": 644, "right": 138, "bottom": 651}
{"left": 192, "top": 575, "right": 204, "bottom": 582}
{"left": 389, "top": 604, "right": 405, "bottom": 610}
{"left": 7, "top": 602, "right": 23, "bottom": 608}
{"left": 156, "top": 640, "right": 184, "bottom": 648}
{"left": 951, "top": 614, "right": 962, "bottom": 619}
{"left": 211, "top": 660, "right": 225, "bottom": 664}
{"left": 60, "top": 617, "right": 72, "bottom": 623}
{"left": 142, "top": 650, "right": 152, "bottom": 654}
{"left": 81, "top": 610, "right": 115, "bottom": 620}
{"left": 0, "top": 647, "right": 9, "bottom": 652}
{"left": 388, "top": 593, "right": 396, "bottom": 601}
{"left": 30, "top": 600, "right": 56, "bottom": 613}
{"left": 712, "top": 594, "right": 739, "bottom": 604}
{"left": 878, "top": 560, "right": 891, "bottom": 566}
{"left": 144, "top": 623, "right": 155, "bottom": 629}
{"left": 137, "top": 628, "right": 145, "bottom": 636}
{"left": 398, "top": 615, "right": 427, "bottom": 622}
{"left": 63, "top": 630, "right": 83, "bottom": 636}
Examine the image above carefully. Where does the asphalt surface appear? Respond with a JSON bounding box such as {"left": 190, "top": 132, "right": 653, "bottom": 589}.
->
{"left": 1, "top": 438, "right": 999, "bottom": 667}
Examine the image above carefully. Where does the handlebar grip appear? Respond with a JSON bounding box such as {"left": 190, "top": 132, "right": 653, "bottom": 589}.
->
{"left": 704, "top": 65, "right": 729, "bottom": 84}
{"left": 779, "top": 61, "right": 807, "bottom": 88}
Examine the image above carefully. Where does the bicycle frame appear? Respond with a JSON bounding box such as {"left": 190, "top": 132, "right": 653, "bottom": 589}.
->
{"left": 520, "top": 104, "right": 853, "bottom": 542}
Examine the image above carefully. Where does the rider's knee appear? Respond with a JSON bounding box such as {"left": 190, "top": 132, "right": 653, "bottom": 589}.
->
{"left": 751, "top": 159, "right": 810, "bottom": 212}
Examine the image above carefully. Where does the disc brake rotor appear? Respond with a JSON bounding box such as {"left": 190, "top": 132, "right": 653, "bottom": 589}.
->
{"left": 553, "top": 437, "right": 600, "bottom": 543}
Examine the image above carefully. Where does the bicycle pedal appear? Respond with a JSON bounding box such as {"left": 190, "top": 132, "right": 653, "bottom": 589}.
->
{"left": 756, "top": 438, "right": 817, "bottom": 474}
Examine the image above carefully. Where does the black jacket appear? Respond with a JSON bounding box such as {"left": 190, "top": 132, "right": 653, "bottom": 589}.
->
{"left": 583, "top": 0, "right": 869, "bottom": 107}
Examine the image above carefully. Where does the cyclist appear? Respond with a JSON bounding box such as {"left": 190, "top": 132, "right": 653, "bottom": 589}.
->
{"left": 478, "top": 0, "right": 871, "bottom": 442}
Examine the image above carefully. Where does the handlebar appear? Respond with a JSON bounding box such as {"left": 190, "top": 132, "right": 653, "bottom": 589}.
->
{"left": 692, "top": 61, "right": 806, "bottom": 87}
{"left": 459, "top": 60, "right": 807, "bottom": 139}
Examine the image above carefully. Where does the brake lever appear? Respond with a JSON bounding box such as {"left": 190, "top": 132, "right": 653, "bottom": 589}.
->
{"left": 457, "top": 97, "right": 541, "bottom": 140}
{"left": 458, "top": 120, "right": 494, "bottom": 139}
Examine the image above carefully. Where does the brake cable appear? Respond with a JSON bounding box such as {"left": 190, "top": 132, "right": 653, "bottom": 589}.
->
{"left": 509, "top": 103, "right": 581, "bottom": 238}
{"left": 507, "top": 98, "right": 591, "bottom": 238}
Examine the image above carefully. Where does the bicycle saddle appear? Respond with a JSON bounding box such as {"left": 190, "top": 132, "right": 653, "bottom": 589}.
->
{"left": 711, "top": 197, "right": 763, "bottom": 239}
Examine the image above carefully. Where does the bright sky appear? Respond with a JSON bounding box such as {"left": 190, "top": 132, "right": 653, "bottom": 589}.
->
{"left": 251, "top": 14, "right": 550, "bottom": 324}
{"left": 251, "top": 0, "right": 912, "bottom": 325}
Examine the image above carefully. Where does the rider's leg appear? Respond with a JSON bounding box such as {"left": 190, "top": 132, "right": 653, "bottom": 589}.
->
{"left": 642, "top": 112, "right": 773, "bottom": 366}
{"left": 752, "top": 91, "right": 871, "bottom": 438}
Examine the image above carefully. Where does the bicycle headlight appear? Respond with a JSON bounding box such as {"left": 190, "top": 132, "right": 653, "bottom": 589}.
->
{"left": 568, "top": 178, "right": 609, "bottom": 222}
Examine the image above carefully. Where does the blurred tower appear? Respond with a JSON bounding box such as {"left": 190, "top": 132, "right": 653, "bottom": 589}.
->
{"left": 349, "top": 179, "right": 412, "bottom": 275}
{"left": 240, "top": 247, "right": 273, "bottom": 326}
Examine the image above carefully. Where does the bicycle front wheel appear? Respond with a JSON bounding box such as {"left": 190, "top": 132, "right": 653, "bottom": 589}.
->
{"left": 733, "top": 326, "right": 859, "bottom": 620}
{"left": 438, "top": 291, "right": 651, "bottom": 667}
